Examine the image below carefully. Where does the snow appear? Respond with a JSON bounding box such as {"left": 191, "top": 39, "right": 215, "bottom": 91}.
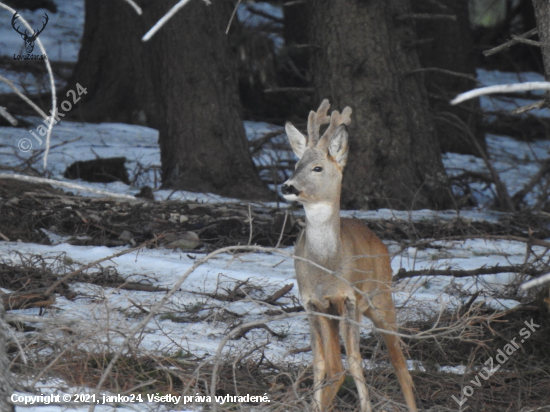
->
{"left": 1, "top": 2, "right": 550, "bottom": 411}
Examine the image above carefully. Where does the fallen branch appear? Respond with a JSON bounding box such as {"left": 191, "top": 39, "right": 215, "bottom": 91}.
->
{"left": 45, "top": 241, "right": 154, "bottom": 295}
{"left": 2, "top": 290, "right": 54, "bottom": 310}
{"left": 232, "top": 323, "right": 287, "bottom": 340}
{"left": 117, "top": 283, "right": 170, "bottom": 293}
{"left": 0, "top": 173, "right": 142, "bottom": 203}
{"left": 394, "top": 264, "right": 544, "bottom": 281}
{"left": 265, "top": 283, "right": 294, "bottom": 304}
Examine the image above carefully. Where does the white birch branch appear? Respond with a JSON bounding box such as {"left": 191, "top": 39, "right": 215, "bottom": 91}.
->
{"left": 120, "top": 0, "right": 142, "bottom": 15}
{"left": 0, "top": 107, "right": 17, "bottom": 126}
{"left": 142, "top": 0, "right": 211, "bottom": 42}
{"left": 520, "top": 272, "right": 550, "bottom": 290}
{"left": 451, "top": 82, "right": 550, "bottom": 105}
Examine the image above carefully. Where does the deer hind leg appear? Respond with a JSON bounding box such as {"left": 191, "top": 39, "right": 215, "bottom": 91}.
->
{"left": 364, "top": 293, "right": 418, "bottom": 412}
{"left": 340, "top": 298, "right": 372, "bottom": 412}
{"left": 307, "top": 303, "right": 345, "bottom": 412}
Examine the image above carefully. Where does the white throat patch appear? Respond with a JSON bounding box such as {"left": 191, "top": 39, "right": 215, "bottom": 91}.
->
{"left": 303, "top": 203, "right": 339, "bottom": 257}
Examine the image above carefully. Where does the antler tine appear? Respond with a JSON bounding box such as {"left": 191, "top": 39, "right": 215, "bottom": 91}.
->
{"left": 307, "top": 99, "right": 331, "bottom": 147}
{"left": 317, "top": 106, "right": 352, "bottom": 148}
{"left": 11, "top": 12, "right": 27, "bottom": 36}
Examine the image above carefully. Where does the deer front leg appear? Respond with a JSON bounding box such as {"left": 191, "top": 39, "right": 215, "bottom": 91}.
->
{"left": 340, "top": 298, "right": 372, "bottom": 412}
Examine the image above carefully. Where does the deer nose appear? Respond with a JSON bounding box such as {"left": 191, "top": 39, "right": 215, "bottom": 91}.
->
{"left": 281, "top": 184, "right": 300, "bottom": 196}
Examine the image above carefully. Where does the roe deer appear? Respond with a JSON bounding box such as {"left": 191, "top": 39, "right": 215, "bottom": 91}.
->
{"left": 281, "top": 100, "right": 417, "bottom": 412}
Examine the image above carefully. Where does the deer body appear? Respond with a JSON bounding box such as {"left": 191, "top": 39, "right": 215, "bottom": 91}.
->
{"left": 281, "top": 100, "right": 417, "bottom": 412}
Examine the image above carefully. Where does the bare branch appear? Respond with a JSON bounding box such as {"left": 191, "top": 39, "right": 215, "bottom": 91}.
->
{"left": 512, "top": 159, "right": 550, "bottom": 208}
{"left": 225, "top": 0, "right": 241, "bottom": 34}
{"left": 264, "top": 87, "right": 315, "bottom": 93}
{"left": 510, "top": 35, "right": 541, "bottom": 48}
{"left": 396, "top": 13, "right": 456, "bottom": 21}
{"left": 451, "top": 82, "right": 550, "bottom": 105}
{"left": 5, "top": 314, "right": 76, "bottom": 325}
{"left": 406, "top": 67, "right": 477, "bottom": 83}
{"left": 521, "top": 272, "right": 550, "bottom": 290}
{"left": 120, "top": 0, "right": 142, "bottom": 15}
{"left": 0, "top": 173, "right": 142, "bottom": 202}
{"left": 142, "top": 0, "right": 211, "bottom": 42}
{"left": 0, "top": 107, "right": 17, "bottom": 126}
{"left": 510, "top": 99, "right": 546, "bottom": 114}
{"left": 0, "top": 75, "right": 48, "bottom": 119}
{"left": 483, "top": 28, "right": 538, "bottom": 57}
{"left": 394, "top": 264, "right": 544, "bottom": 281}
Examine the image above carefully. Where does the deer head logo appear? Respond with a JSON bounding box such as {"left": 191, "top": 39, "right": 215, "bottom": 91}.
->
{"left": 11, "top": 11, "right": 49, "bottom": 54}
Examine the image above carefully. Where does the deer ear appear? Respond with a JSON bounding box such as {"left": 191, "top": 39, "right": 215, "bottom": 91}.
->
{"left": 328, "top": 125, "right": 349, "bottom": 168}
{"left": 285, "top": 122, "right": 308, "bottom": 159}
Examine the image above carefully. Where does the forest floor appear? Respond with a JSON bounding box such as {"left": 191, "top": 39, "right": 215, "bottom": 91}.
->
{"left": 1, "top": 176, "right": 550, "bottom": 412}
{"left": 2, "top": 1, "right": 550, "bottom": 411}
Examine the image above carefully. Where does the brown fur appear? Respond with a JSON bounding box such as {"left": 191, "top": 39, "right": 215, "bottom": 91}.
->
{"left": 283, "top": 101, "right": 417, "bottom": 412}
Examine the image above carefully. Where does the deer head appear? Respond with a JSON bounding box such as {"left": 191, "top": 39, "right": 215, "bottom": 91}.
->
{"left": 281, "top": 99, "right": 352, "bottom": 205}
{"left": 12, "top": 11, "right": 49, "bottom": 54}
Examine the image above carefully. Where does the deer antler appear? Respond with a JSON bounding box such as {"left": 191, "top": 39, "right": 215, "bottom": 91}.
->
{"left": 317, "top": 106, "right": 352, "bottom": 149}
{"left": 11, "top": 12, "right": 27, "bottom": 37}
{"left": 32, "top": 13, "right": 49, "bottom": 40}
{"left": 307, "top": 99, "right": 331, "bottom": 147}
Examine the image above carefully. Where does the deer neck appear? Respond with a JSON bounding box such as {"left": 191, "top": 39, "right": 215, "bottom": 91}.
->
{"left": 303, "top": 201, "right": 341, "bottom": 260}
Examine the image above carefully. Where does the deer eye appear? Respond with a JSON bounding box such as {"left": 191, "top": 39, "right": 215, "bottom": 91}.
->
{"left": 312, "top": 167, "right": 323, "bottom": 172}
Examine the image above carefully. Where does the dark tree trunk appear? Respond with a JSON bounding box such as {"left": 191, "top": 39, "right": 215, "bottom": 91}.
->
{"left": 0, "top": 303, "right": 14, "bottom": 412}
{"left": 65, "top": 0, "right": 151, "bottom": 124}
{"left": 413, "top": 0, "right": 486, "bottom": 155}
{"left": 140, "top": 0, "right": 271, "bottom": 199}
{"left": 533, "top": 0, "right": 550, "bottom": 85}
{"left": 309, "top": 0, "right": 453, "bottom": 210}
{"left": 67, "top": 0, "right": 271, "bottom": 200}
{"left": 283, "top": 1, "right": 309, "bottom": 79}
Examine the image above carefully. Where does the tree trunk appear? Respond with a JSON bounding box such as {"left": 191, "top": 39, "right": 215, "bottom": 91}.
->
{"left": 67, "top": 0, "right": 271, "bottom": 200}
{"left": 65, "top": 0, "right": 151, "bottom": 124}
{"left": 413, "top": 0, "right": 486, "bottom": 155}
{"left": 140, "top": 0, "right": 271, "bottom": 199}
{"left": 309, "top": 0, "right": 453, "bottom": 210}
{"left": 533, "top": 0, "right": 550, "bottom": 86}
{"left": 0, "top": 303, "right": 14, "bottom": 412}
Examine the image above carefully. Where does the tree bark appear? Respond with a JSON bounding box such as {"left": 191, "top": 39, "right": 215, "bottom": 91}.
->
{"left": 412, "top": 0, "right": 485, "bottom": 155}
{"left": 0, "top": 303, "right": 14, "bottom": 412}
{"left": 66, "top": 0, "right": 271, "bottom": 200}
{"left": 65, "top": 0, "right": 150, "bottom": 124}
{"left": 533, "top": 0, "right": 550, "bottom": 84}
{"left": 139, "top": 0, "right": 271, "bottom": 199}
{"left": 309, "top": 0, "right": 453, "bottom": 210}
